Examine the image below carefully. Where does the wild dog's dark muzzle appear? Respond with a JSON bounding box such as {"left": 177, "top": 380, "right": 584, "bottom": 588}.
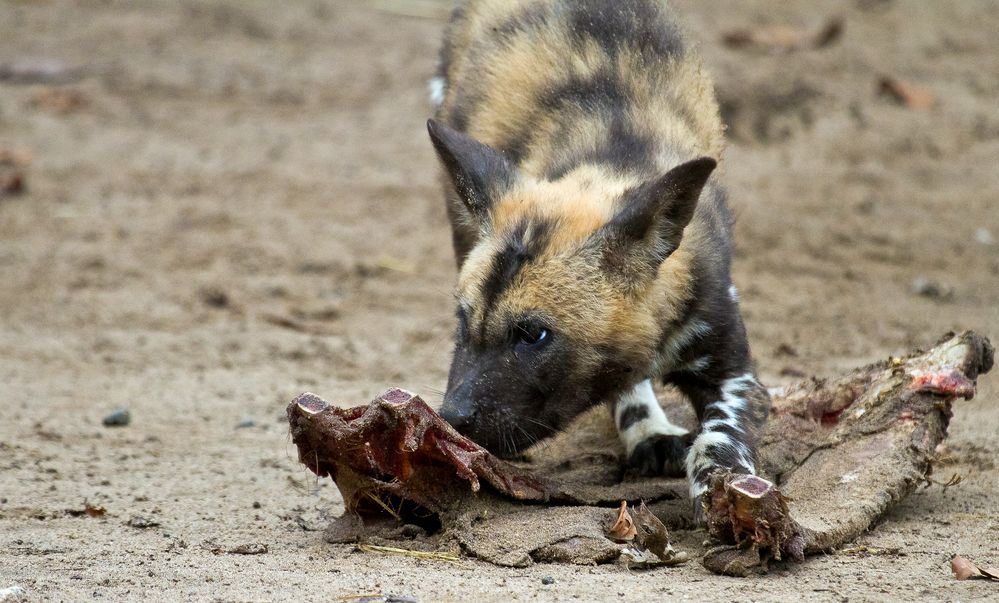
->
{"left": 439, "top": 395, "right": 478, "bottom": 434}
{"left": 443, "top": 339, "right": 560, "bottom": 456}
{"left": 441, "top": 371, "right": 525, "bottom": 456}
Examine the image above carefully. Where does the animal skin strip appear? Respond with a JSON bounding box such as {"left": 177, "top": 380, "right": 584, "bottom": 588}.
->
{"left": 287, "top": 331, "right": 993, "bottom": 574}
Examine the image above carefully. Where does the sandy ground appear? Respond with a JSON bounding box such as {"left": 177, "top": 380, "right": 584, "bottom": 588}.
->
{"left": 1, "top": 0, "right": 997, "bottom": 601}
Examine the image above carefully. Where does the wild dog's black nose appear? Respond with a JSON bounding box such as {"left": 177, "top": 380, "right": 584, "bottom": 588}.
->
{"left": 439, "top": 400, "right": 477, "bottom": 434}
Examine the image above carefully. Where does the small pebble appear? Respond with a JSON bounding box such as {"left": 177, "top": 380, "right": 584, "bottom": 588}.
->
{"left": 102, "top": 408, "right": 131, "bottom": 427}
{"left": 541, "top": 576, "right": 555, "bottom": 585}
{"left": 399, "top": 524, "right": 426, "bottom": 538}
{"left": 976, "top": 228, "right": 994, "bottom": 246}
{"left": 127, "top": 515, "right": 160, "bottom": 529}
{"left": 228, "top": 543, "right": 268, "bottom": 555}
{"left": 911, "top": 277, "right": 951, "bottom": 300}
{"left": 0, "top": 58, "right": 81, "bottom": 84}
{"left": 779, "top": 366, "right": 807, "bottom": 378}
{"left": 235, "top": 418, "right": 256, "bottom": 429}
{"left": 774, "top": 343, "right": 798, "bottom": 357}
{"left": 200, "top": 286, "right": 229, "bottom": 308}
{"left": 252, "top": 501, "right": 262, "bottom": 509}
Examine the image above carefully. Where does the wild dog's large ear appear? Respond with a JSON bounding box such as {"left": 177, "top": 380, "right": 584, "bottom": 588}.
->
{"left": 427, "top": 119, "right": 515, "bottom": 224}
{"left": 596, "top": 157, "right": 716, "bottom": 280}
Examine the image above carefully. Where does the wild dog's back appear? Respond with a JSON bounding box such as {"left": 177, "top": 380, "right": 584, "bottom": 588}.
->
{"left": 432, "top": 0, "right": 726, "bottom": 261}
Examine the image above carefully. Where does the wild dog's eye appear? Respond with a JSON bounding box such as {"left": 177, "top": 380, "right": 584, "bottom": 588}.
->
{"left": 513, "top": 321, "right": 551, "bottom": 349}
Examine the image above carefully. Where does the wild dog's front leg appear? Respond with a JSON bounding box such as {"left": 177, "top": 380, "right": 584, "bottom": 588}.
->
{"left": 613, "top": 379, "right": 694, "bottom": 476}
{"left": 682, "top": 373, "right": 771, "bottom": 524}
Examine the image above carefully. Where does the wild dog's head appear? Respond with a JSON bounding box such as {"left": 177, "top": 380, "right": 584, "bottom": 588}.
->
{"left": 428, "top": 120, "right": 715, "bottom": 456}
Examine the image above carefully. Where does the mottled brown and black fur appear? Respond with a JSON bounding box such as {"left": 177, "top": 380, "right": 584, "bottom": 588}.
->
{"left": 427, "top": 0, "right": 770, "bottom": 521}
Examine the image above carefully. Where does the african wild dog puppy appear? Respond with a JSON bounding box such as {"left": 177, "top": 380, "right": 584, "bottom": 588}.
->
{"left": 427, "top": 0, "right": 770, "bottom": 522}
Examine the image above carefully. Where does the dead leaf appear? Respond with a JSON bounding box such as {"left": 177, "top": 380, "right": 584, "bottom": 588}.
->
{"left": 84, "top": 503, "right": 106, "bottom": 517}
{"left": 878, "top": 77, "right": 935, "bottom": 110}
{"left": 66, "top": 501, "right": 106, "bottom": 518}
{"left": 953, "top": 554, "right": 983, "bottom": 580}
{"left": 607, "top": 500, "right": 637, "bottom": 541}
{"left": 952, "top": 554, "right": 999, "bottom": 581}
{"left": 609, "top": 501, "right": 687, "bottom": 567}
{"left": 0, "top": 149, "right": 29, "bottom": 198}
{"left": 30, "top": 87, "right": 88, "bottom": 114}
{"left": 632, "top": 502, "right": 672, "bottom": 560}
{"left": 0, "top": 149, "right": 32, "bottom": 167}
{"left": 722, "top": 17, "right": 843, "bottom": 52}
{"left": 0, "top": 172, "right": 25, "bottom": 197}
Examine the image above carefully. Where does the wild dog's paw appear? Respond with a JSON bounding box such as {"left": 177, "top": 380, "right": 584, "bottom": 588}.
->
{"left": 627, "top": 432, "right": 695, "bottom": 477}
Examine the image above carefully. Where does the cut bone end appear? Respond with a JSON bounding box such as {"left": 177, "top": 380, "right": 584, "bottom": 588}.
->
{"left": 728, "top": 475, "right": 774, "bottom": 499}
{"left": 294, "top": 392, "right": 330, "bottom": 416}
{"left": 379, "top": 387, "right": 417, "bottom": 405}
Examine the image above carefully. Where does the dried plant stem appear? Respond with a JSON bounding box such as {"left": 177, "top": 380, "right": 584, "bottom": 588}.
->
{"left": 358, "top": 543, "right": 461, "bottom": 563}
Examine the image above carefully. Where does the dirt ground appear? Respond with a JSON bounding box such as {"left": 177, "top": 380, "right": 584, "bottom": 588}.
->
{"left": 1, "top": 0, "right": 997, "bottom": 601}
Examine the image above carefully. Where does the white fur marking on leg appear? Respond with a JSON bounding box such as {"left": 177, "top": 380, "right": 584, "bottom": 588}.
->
{"left": 729, "top": 284, "right": 739, "bottom": 303}
{"left": 686, "top": 430, "right": 734, "bottom": 473}
{"left": 712, "top": 373, "right": 755, "bottom": 418}
{"left": 428, "top": 76, "right": 446, "bottom": 107}
{"left": 686, "top": 373, "right": 761, "bottom": 499}
{"left": 685, "top": 430, "right": 756, "bottom": 499}
{"left": 737, "top": 450, "right": 756, "bottom": 475}
{"left": 721, "top": 373, "right": 756, "bottom": 397}
{"left": 701, "top": 417, "right": 742, "bottom": 432}
{"left": 616, "top": 379, "right": 688, "bottom": 455}
{"left": 686, "top": 430, "right": 736, "bottom": 500}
